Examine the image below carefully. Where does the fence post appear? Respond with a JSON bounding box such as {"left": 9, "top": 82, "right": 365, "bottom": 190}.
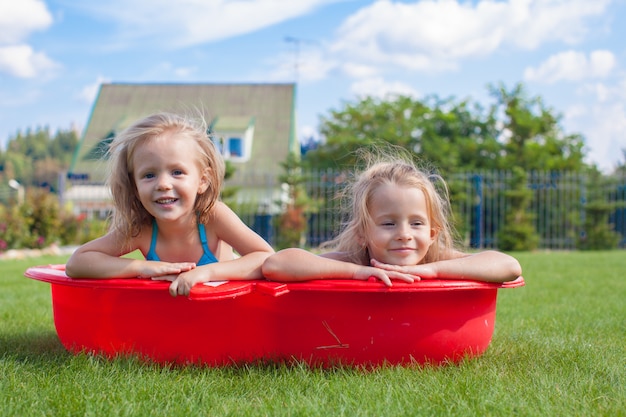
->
{"left": 471, "top": 174, "right": 483, "bottom": 248}
{"left": 579, "top": 173, "right": 587, "bottom": 243}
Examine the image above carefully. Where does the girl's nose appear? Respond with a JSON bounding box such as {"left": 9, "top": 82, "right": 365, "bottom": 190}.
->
{"left": 156, "top": 175, "right": 172, "bottom": 190}
{"left": 396, "top": 224, "right": 413, "bottom": 240}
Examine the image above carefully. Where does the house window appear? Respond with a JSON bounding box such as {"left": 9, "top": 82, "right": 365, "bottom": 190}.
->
{"left": 228, "top": 137, "right": 243, "bottom": 157}
{"left": 210, "top": 116, "right": 255, "bottom": 163}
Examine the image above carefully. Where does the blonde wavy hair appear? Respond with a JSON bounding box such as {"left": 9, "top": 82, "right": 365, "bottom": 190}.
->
{"left": 105, "top": 112, "right": 225, "bottom": 249}
{"left": 323, "top": 148, "right": 456, "bottom": 265}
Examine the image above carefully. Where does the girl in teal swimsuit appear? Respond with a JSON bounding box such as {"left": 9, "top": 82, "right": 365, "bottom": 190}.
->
{"left": 146, "top": 219, "right": 218, "bottom": 265}
{"left": 66, "top": 112, "right": 274, "bottom": 296}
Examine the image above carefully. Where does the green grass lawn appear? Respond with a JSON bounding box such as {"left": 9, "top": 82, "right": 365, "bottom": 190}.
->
{"left": 1, "top": 252, "right": 624, "bottom": 416}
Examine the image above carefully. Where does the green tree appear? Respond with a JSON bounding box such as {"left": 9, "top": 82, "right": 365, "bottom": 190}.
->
{"left": 306, "top": 94, "right": 501, "bottom": 174}
{"left": 487, "top": 83, "right": 587, "bottom": 249}
{"left": 497, "top": 167, "right": 540, "bottom": 251}
{"left": 274, "top": 153, "right": 311, "bottom": 249}
{"left": 0, "top": 126, "right": 78, "bottom": 189}
{"left": 50, "top": 128, "right": 80, "bottom": 166}
{"left": 488, "top": 83, "right": 586, "bottom": 171}
{"left": 308, "top": 84, "right": 587, "bottom": 174}
{"left": 576, "top": 167, "right": 622, "bottom": 250}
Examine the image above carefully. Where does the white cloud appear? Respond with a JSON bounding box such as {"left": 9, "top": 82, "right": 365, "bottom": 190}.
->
{"left": 350, "top": 77, "right": 421, "bottom": 100}
{"left": 341, "top": 62, "right": 380, "bottom": 79}
{"left": 578, "top": 102, "right": 626, "bottom": 171}
{"left": 0, "top": 44, "right": 59, "bottom": 78}
{"left": 299, "top": 124, "right": 321, "bottom": 143}
{"left": 268, "top": 48, "right": 336, "bottom": 83}
{"left": 173, "top": 66, "right": 198, "bottom": 78}
{"left": 70, "top": 0, "right": 340, "bottom": 48}
{"left": 77, "top": 76, "right": 111, "bottom": 104}
{"left": 524, "top": 50, "right": 616, "bottom": 83}
{"left": 0, "top": 0, "right": 53, "bottom": 44}
{"left": 329, "top": 0, "right": 613, "bottom": 73}
{"left": 0, "top": 0, "right": 58, "bottom": 78}
{"left": 578, "top": 82, "right": 615, "bottom": 103}
{"left": 562, "top": 76, "right": 626, "bottom": 171}
{"left": 505, "top": 0, "right": 611, "bottom": 49}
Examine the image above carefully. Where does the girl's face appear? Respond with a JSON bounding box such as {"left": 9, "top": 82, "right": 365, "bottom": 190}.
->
{"left": 132, "top": 133, "right": 208, "bottom": 223}
{"left": 364, "top": 183, "right": 436, "bottom": 266}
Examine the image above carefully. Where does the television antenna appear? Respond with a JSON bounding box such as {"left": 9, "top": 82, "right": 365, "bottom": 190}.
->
{"left": 284, "top": 36, "right": 316, "bottom": 83}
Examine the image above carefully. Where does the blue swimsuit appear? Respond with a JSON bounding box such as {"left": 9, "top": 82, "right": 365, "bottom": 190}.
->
{"left": 146, "top": 220, "right": 218, "bottom": 265}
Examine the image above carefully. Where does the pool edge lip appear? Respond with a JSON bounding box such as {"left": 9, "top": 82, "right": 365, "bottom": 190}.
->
{"left": 24, "top": 264, "right": 525, "bottom": 297}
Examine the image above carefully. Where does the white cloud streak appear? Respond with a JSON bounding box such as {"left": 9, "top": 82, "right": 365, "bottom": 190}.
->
{"left": 69, "top": 0, "right": 340, "bottom": 48}
{"left": 0, "top": 0, "right": 57, "bottom": 78}
{"left": 76, "top": 76, "right": 112, "bottom": 104}
{"left": 0, "top": 0, "right": 53, "bottom": 44}
{"left": 524, "top": 50, "right": 616, "bottom": 83}
{"left": 350, "top": 77, "right": 421, "bottom": 99}
{"left": 330, "top": 0, "right": 612, "bottom": 73}
{"left": 0, "top": 44, "right": 59, "bottom": 78}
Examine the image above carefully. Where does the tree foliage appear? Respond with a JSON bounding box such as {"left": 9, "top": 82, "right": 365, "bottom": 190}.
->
{"left": 487, "top": 83, "right": 586, "bottom": 171}
{"left": 305, "top": 83, "right": 587, "bottom": 175}
{"left": 274, "top": 153, "right": 310, "bottom": 249}
{"left": 0, "top": 126, "right": 78, "bottom": 191}
{"left": 576, "top": 167, "right": 622, "bottom": 250}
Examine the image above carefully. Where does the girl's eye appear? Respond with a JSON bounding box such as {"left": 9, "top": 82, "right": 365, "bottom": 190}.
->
{"left": 144, "top": 173, "right": 155, "bottom": 179}
{"left": 172, "top": 169, "right": 184, "bottom": 176}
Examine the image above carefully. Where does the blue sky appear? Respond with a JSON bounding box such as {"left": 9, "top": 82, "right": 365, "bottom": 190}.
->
{"left": 1, "top": 0, "right": 625, "bottom": 172}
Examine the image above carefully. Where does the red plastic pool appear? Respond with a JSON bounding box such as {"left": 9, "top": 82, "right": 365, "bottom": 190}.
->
{"left": 24, "top": 265, "right": 524, "bottom": 367}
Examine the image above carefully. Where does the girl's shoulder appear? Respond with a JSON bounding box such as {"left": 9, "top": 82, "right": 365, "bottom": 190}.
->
{"left": 205, "top": 201, "right": 230, "bottom": 217}
{"left": 205, "top": 201, "right": 239, "bottom": 223}
{"left": 125, "top": 222, "right": 154, "bottom": 253}
{"left": 201, "top": 201, "right": 247, "bottom": 234}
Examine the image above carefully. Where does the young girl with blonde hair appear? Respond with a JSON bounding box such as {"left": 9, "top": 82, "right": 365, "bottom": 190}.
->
{"left": 66, "top": 112, "right": 274, "bottom": 296}
{"left": 263, "top": 150, "right": 521, "bottom": 286}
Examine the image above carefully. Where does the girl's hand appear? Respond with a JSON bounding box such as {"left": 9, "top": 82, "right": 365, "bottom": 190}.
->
{"left": 370, "top": 259, "right": 435, "bottom": 280}
{"left": 167, "top": 268, "right": 210, "bottom": 297}
{"left": 353, "top": 265, "right": 416, "bottom": 287}
{"left": 137, "top": 261, "right": 196, "bottom": 279}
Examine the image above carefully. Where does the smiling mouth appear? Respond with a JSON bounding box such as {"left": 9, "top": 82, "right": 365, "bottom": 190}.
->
{"left": 156, "top": 198, "right": 178, "bottom": 204}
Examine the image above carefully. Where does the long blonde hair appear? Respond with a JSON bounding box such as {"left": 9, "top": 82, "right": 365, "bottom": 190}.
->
{"left": 324, "top": 149, "right": 456, "bottom": 264}
{"left": 106, "top": 112, "right": 225, "bottom": 248}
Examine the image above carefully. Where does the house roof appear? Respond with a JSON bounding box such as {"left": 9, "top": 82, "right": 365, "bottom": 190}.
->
{"left": 70, "top": 83, "right": 297, "bottom": 184}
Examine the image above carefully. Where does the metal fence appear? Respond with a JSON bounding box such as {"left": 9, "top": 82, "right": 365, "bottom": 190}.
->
{"left": 231, "top": 170, "right": 626, "bottom": 250}
{"left": 60, "top": 169, "right": 626, "bottom": 250}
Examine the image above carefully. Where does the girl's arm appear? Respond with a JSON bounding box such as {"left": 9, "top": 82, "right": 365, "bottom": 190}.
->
{"left": 65, "top": 232, "right": 195, "bottom": 279}
{"left": 371, "top": 250, "right": 522, "bottom": 283}
{"left": 262, "top": 248, "right": 415, "bottom": 287}
{"left": 167, "top": 202, "right": 275, "bottom": 296}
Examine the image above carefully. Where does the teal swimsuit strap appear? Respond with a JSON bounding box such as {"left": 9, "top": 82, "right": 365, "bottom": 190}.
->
{"left": 197, "top": 223, "right": 218, "bottom": 265}
{"left": 198, "top": 222, "right": 208, "bottom": 246}
{"left": 146, "top": 219, "right": 160, "bottom": 261}
{"left": 145, "top": 220, "right": 218, "bottom": 265}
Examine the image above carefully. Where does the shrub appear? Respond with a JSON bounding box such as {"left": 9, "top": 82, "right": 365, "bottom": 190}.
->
{"left": 576, "top": 169, "right": 622, "bottom": 250}
{"left": 0, "top": 188, "right": 109, "bottom": 252}
{"left": 0, "top": 204, "right": 31, "bottom": 249}
{"left": 19, "top": 188, "right": 61, "bottom": 248}
{"left": 497, "top": 167, "right": 540, "bottom": 251}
